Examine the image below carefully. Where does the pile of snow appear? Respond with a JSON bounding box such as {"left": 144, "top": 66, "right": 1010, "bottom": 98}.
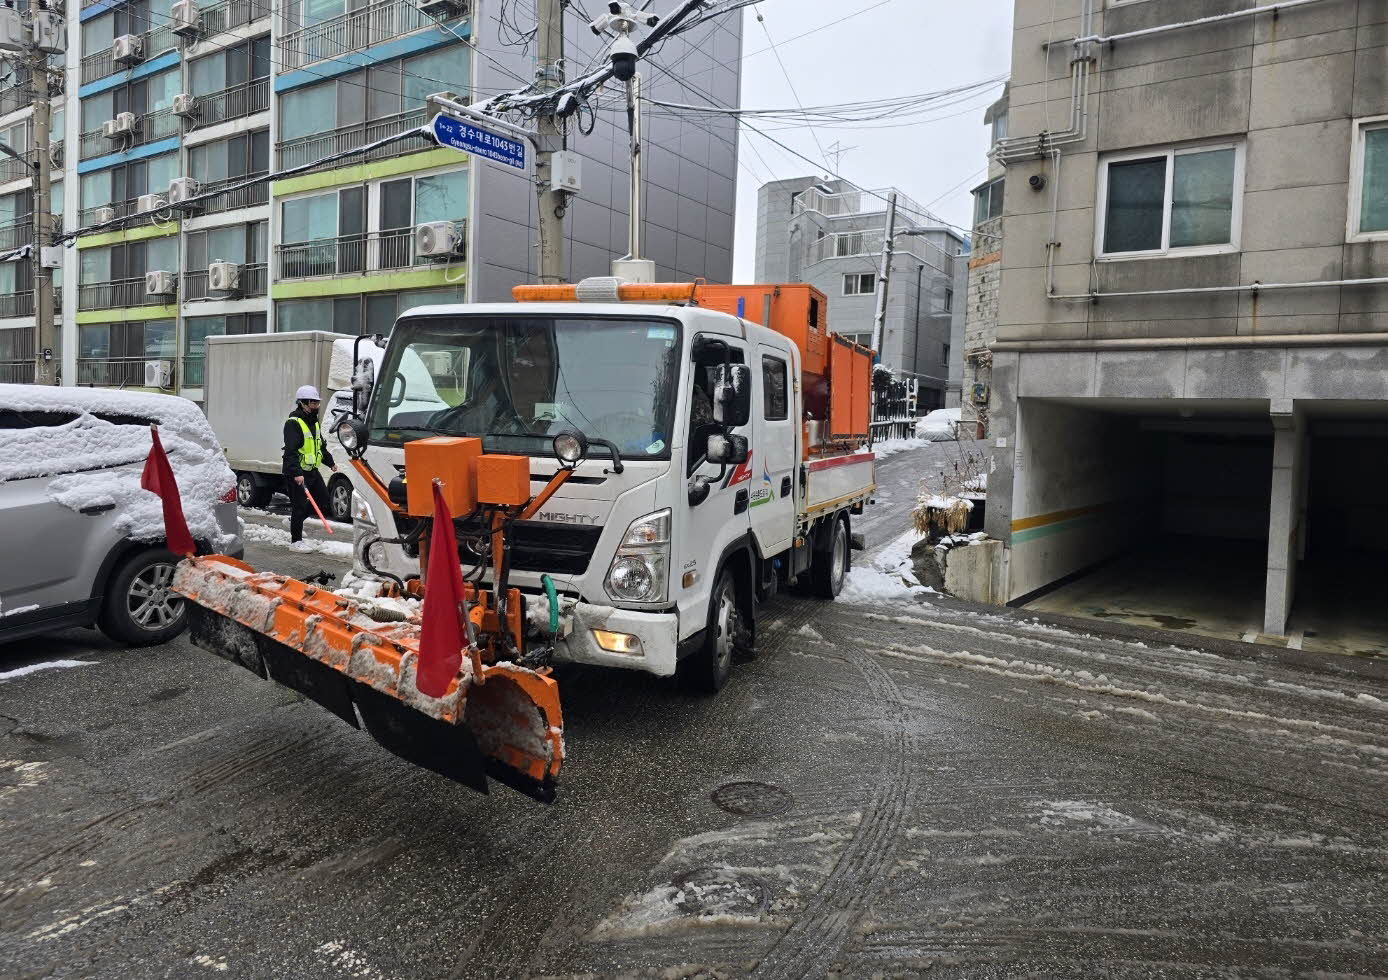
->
{"left": 843, "top": 528, "right": 930, "bottom": 603}
{"left": 239, "top": 522, "right": 354, "bottom": 560}
{"left": 0, "top": 385, "right": 234, "bottom": 547}
{"left": 914, "top": 407, "right": 962, "bottom": 442}
{"left": 872, "top": 436, "right": 932, "bottom": 459}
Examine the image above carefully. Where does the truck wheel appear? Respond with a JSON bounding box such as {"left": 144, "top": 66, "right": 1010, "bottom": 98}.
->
{"left": 236, "top": 472, "right": 273, "bottom": 509}
{"left": 328, "top": 475, "right": 353, "bottom": 523}
{"left": 680, "top": 569, "right": 744, "bottom": 694}
{"left": 810, "top": 516, "right": 850, "bottom": 599}
{"left": 97, "top": 548, "right": 188, "bottom": 647}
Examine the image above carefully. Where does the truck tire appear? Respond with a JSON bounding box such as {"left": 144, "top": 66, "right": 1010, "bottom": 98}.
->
{"left": 810, "top": 515, "right": 850, "bottom": 599}
{"left": 680, "top": 568, "right": 745, "bottom": 694}
{"left": 236, "top": 471, "right": 273, "bottom": 509}
{"left": 97, "top": 548, "right": 188, "bottom": 647}
{"left": 328, "top": 474, "right": 353, "bottom": 523}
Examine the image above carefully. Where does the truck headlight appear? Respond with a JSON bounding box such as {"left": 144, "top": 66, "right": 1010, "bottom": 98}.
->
{"left": 606, "top": 509, "right": 671, "bottom": 603}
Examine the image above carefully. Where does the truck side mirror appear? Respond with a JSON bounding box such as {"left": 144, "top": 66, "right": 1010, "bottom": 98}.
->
{"left": 712, "top": 364, "right": 753, "bottom": 428}
{"left": 707, "top": 432, "right": 749, "bottom": 466}
{"left": 351, "top": 356, "right": 376, "bottom": 415}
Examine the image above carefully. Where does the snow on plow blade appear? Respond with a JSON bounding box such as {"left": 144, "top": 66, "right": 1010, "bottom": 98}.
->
{"left": 173, "top": 556, "right": 564, "bottom": 803}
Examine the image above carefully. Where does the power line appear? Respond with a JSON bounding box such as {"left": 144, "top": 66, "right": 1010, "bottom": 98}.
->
{"left": 753, "top": 10, "right": 828, "bottom": 166}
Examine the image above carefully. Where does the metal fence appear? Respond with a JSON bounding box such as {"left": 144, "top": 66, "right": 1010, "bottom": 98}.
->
{"left": 78, "top": 277, "right": 176, "bottom": 312}
{"left": 0, "top": 219, "right": 32, "bottom": 252}
{"left": 201, "top": 0, "right": 272, "bottom": 35}
{"left": 182, "top": 262, "right": 267, "bottom": 300}
{"left": 277, "top": 226, "right": 462, "bottom": 280}
{"left": 78, "top": 107, "right": 182, "bottom": 162}
{"left": 76, "top": 356, "right": 174, "bottom": 389}
{"left": 199, "top": 172, "right": 269, "bottom": 215}
{"left": 0, "top": 87, "right": 27, "bottom": 116}
{"left": 80, "top": 25, "right": 177, "bottom": 85}
{"left": 279, "top": 0, "right": 436, "bottom": 70}
{"left": 196, "top": 78, "right": 270, "bottom": 126}
{"left": 78, "top": 198, "right": 137, "bottom": 228}
{"left": 0, "top": 291, "right": 34, "bottom": 319}
{"left": 0, "top": 149, "right": 32, "bottom": 183}
{"left": 276, "top": 108, "right": 428, "bottom": 172}
{"left": 0, "top": 360, "right": 35, "bottom": 383}
{"left": 181, "top": 354, "right": 206, "bottom": 387}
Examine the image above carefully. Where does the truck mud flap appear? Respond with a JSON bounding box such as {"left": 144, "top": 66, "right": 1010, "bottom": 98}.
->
{"left": 175, "top": 556, "right": 564, "bottom": 803}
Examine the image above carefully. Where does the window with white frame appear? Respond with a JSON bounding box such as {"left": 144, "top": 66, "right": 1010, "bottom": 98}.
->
{"left": 1351, "top": 117, "right": 1388, "bottom": 239}
{"left": 843, "top": 272, "right": 874, "bottom": 295}
{"left": 1098, "top": 143, "right": 1243, "bottom": 258}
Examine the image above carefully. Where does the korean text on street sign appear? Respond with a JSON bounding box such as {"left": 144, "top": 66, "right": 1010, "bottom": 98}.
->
{"left": 430, "top": 114, "right": 527, "bottom": 170}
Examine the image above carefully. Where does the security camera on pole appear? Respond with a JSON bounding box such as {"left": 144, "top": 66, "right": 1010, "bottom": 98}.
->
{"left": 591, "top": 3, "right": 661, "bottom": 283}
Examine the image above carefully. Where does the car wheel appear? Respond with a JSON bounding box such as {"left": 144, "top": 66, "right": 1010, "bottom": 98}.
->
{"left": 329, "top": 475, "right": 353, "bottom": 523}
{"left": 236, "top": 472, "right": 273, "bottom": 509}
{"left": 98, "top": 548, "right": 188, "bottom": 647}
{"left": 810, "top": 516, "right": 850, "bottom": 599}
{"left": 680, "top": 568, "right": 744, "bottom": 694}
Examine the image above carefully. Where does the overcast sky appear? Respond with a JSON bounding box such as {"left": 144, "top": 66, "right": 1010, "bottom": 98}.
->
{"left": 721, "top": 0, "right": 1015, "bottom": 279}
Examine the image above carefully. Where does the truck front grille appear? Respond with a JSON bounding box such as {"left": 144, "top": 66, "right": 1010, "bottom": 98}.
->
{"left": 391, "top": 515, "right": 604, "bottom": 576}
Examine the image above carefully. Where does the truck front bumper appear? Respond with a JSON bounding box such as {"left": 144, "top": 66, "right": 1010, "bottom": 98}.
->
{"left": 554, "top": 603, "right": 680, "bottom": 677}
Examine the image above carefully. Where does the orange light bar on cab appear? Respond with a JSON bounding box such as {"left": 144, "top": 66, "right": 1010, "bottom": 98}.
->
{"left": 511, "top": 282, "right": 703, "bottom": 304}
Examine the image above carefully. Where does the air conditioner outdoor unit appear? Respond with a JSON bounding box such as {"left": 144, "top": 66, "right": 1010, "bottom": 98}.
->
{"left": 208, "top": 260, "right": 241, "bottom": 292}
{"left": 168, "top": 176, "right": 200, "bottom": 207}
{"left": 95, "top": 206, "right": 116, "bottom": 224}
{"left": 112, "top": 34, "right": 143, "bottom": 65}
{"left": 103, "top": 112, "right": 139, "bottom": 139}
{"left": 170, "top": 0, "right": 200, "bottom": 37}
{"left": 137, "top": 193, "right": 166, "bottom": 213}
{"left": 172, "top": 93, "right": 198, "bottom": 118}
{"left": 144, "top": 359, "right": 174, "bottom": 388}
{"left": 145, "top": 270, "right": 176, "bottom": 296}
{"left": 415, "top": 220, "right": 462, "bottom": 257}
{"left": 417, "top": 0, "right": 465, "bottom": 16}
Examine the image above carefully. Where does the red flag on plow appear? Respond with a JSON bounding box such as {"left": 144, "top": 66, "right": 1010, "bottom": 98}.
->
{"left": 141, "top": 424, "right": 196, "bottom": 558}
{"left": 416, "top": 480, "right": 467, "bottom": 698}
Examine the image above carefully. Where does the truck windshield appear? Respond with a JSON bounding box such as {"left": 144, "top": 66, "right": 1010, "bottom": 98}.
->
{"left": 369, "top": 314, "right": 683, "bottom": 460}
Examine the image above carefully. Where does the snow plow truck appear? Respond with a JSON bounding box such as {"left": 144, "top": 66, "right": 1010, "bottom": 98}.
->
{"left": 173, "top": 279, "right": 877, "bottom": 802}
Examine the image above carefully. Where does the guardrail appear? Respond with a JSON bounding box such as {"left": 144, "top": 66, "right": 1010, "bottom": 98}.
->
{"left": 195, "top": 78, "right": 270, "bottom": 126}
{"left": 79, "top": 25, "right": 177, "bottom": 85}
{"left": 78, "top": 106, "right": 181, "bottom": 162}
{"left": 279, "top": 0, "right": 437, "bottom": 70}
{"left": 276, "top": 107, "right": 428, "bottom": 172}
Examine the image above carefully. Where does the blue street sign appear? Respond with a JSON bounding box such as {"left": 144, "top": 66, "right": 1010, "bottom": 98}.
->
{"left": 429, "top": 114, "right": 528, "bottom": 170}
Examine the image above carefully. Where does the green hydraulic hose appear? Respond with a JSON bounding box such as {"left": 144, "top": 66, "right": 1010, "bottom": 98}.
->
{"left": 541, "top": 574, "right": 560, "bottom": 635}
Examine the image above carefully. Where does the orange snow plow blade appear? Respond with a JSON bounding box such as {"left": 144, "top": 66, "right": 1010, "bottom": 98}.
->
{"left": 173, "top": 555, "right": 564, "bottom": 803}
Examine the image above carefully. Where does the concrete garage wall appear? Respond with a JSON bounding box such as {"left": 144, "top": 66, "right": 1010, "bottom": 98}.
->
{"left": 1307, "top": 436, "right": 1388, "bottom": 554}
{"left": 1007, "top": 399, "right": 1160, "bottom": 600}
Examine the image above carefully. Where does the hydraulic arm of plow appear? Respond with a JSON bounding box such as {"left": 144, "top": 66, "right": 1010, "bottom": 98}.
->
{"left": 175, "top": 435, "right": 582, "bottom": 803}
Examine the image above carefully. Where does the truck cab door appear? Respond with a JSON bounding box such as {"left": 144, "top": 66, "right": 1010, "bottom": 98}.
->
{"left": 751, "top": 343, "right": 796, "bottom": 557}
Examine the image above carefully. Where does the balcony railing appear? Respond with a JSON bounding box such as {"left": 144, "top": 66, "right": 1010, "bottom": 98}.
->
{"left": 0, "top": 290, "right": 34, "bottom": 318}
{"left": 80, "top": 25, "right": 177, "bottom": 85}
{"left": 0, "top": 148, "right": 33, "bottom": 183}
{"left": 78, "top": 197, "right": 138, "bottom": 228}
{"left": 78, "top": 276, "right": 177, "bottom": 312}
{"left": 78, "top": 107, "right": 182, "bottom": 162}
{"left": 805, "top": 228, "right": 945, "bottom": 270}
{"left": 795, "top": 186, "right": 935, "bottom": 224}
{"left": 277, "top": 108, "right": 428, "bottom": 172}
{"left": 277, "top": 225, "right": 464, "bottom": 281}
{"left": 195, "top": 78, "right": 269, "bottom": 126}
{"left": 0, "top": 86, "right": 27, "bottom": 116}
{"left": 0, "top": 359, "right": 35, "bottom": 383}
{"left": 201, "top": 0, "right": 272, "bottom": 35}
{"left": 0, "top": 218, "right": 32, "bottom": 251}
{"left": 77, "top": 356, "right": 176, "bottom": 389}
{"left": 279, "top": 0, "right": 439, "bottom": 70}
{"left": 181, "top": 354, "right": 206, "bottom": 387}
{"left": 182, "top": 262, "right": 267, "bottom": 300}
{"left": 197, "top": 172, "right": 270, "bottom": 215}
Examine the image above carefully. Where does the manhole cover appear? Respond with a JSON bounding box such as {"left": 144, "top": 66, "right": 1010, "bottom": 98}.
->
{"left": 671, "top": 867, "right": 770, "bottom": 918}
{"left": 711, "top": 781, "right": 793, "bottom": 817}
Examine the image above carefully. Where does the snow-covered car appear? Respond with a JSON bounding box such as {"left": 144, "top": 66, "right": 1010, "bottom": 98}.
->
{"left": 914, "top": 407, "right": 962, "bottom": 442}
{"left": 0, "top": 385, "right": 242, "bottom": 647}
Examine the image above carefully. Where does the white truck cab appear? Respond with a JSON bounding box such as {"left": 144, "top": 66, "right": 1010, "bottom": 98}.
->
{"left": 343, "top": 288, "right": 876, "bottom": 691}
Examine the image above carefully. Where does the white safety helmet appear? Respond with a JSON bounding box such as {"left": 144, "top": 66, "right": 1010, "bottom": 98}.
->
{"left": 295, "top": 385, "right": 321, "bottom": 402}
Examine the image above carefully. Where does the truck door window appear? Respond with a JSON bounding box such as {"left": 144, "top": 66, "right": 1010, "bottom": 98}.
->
{"left": 762, "top": 355, "right": 788, "bottom": 421}
{"left": 687, "top": 340, "right": 745, "bottom": 476}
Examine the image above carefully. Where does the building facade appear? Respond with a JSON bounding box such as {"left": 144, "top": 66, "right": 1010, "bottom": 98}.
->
{"left": 754, "top": 177, "right": 967, "bottom": 407}
{"left": 984, "top": 0, "right": 1388, "bottom": 637}
{"left": 0, "top": 0, "right": 741, "bottom": 396}
{"left": 962, "top": 84, "right": 1008, "bottom": 436}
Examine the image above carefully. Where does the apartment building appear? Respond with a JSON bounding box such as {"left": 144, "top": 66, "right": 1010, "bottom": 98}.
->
{"left": 983, "top": 0, "right": 1388, "bottom": 647}
{"left": 754, "top": 177, "right": 968, "bottom": 407}
{"left": 0, "top": 0, "right": 741, "bottom": 396}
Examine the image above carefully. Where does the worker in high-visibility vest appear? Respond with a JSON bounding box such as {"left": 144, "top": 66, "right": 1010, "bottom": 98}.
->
{"left": 282, "top": 384, "right": 338, "bottom": 547}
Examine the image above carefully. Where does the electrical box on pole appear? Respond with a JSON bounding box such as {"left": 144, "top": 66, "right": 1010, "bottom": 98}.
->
{"left": 0, "top": 2, "right": 24, "bottom": 51}
{"left": 31, "top": 6, "right": 65, "bottom": 54}
{"left": 547, "top": 150, "right": 581, "bottom": 193}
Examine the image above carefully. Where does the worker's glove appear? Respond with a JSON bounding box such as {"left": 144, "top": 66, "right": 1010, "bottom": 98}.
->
{"left": 330, "top": 466, "right": 339, "bottom": 473}
{"left": 295, "top": 476, "right": 306, "bottom": 486}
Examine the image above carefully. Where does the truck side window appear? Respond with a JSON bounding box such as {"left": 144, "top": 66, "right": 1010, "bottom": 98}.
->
{"left": 762, "top": 355, "right": 788, "bottom": 421}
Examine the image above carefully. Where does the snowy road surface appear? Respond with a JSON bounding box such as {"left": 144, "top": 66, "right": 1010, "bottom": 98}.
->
{"left": 2, "top": 444, "right": 1386, "bottom": 978}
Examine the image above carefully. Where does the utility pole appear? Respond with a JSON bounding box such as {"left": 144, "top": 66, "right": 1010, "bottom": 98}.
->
{"left": 534, "top": 0, "right": 566, "bottom": 285}
{"left": 31, "top": 46, "right": 56, "bottom": 385}
{"left": 870, "top": 191, "right": 898, "bottom": 363}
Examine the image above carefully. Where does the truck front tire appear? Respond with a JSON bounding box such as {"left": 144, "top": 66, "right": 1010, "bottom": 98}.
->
{"left": 681, "top": 568, "right": 745, "bottom": 694}
{"left": 236, "top": 472, "right": 273, "bottom": 509}
{"left": 810, "top": 515, "right": 850, "bottom": 599}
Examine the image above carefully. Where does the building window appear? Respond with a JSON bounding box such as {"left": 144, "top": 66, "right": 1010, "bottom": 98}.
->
{"left": 1098, "top": 143, "right": 1242, "bottom": 258}
{"left": 277, "top": 286, "right": 465, "bottom": 335}
{"left": 762, "top": 355, "right": 788, "bottom": 420}
{"left": 843, "top": 272, "right": 875, "bottom": 296}
{"left": 1351, "top": 117, "right": 1388, "bottom": 240}
{"left": 944, "top": 288, "right": 954, "bottom": 313}
{"left": 941, "top": 343, "right": 951, "bottom": 367}
{"left": 972, "top": 177, "right": 1004, "bottom": 228}
{"left": 990, "top": 111, "right": 1008, "bottom": 145}
{"left": 189, "top": 36, "right": 271, "bottom": 96}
